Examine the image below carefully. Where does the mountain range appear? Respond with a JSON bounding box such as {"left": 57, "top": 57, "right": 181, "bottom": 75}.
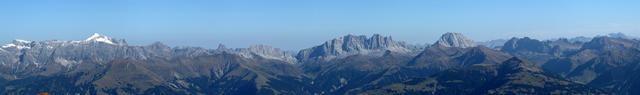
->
{"left": 0, "top": 32, "right": 638, "bottom": 94}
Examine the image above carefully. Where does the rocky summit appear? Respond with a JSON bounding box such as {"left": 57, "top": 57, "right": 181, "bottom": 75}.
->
{"left": 296, "top": 34, "right": 420, "bottom": 62}
{"left": 432, "top": 32, "right": 477, "bottom": 48}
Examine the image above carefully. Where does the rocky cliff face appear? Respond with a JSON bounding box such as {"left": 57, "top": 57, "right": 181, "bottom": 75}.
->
{"left": 296, "top": 34, "right": 419, "bottom": 62}
{"left": 502, "top": 37, "right": 551, "bottom": 53}
{"left": 223, "top": 44, "right": 298, "bottom": 64}
{"left": 432, "top": 32, "right": 476, "bottom": 48}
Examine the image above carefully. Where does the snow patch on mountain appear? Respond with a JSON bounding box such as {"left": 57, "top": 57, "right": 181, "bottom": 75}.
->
{"left": 85, "top": 33, "right": 116, "bottom": 45}
{"left": 1, "top": 44, "right": 16, "bottom": 48}
{"left": 15, "top": 39, "right": 32, "bottom": 43}
{"left": 55, "top": 58, "right": 78, "bottom": 68}
{"left": 2, "top": 39, "right": 33, "bottom": 49}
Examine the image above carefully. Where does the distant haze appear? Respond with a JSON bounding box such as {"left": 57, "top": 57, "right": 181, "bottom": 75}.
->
{"left": 1, "top": 0, "right": 639, "bottom": 50}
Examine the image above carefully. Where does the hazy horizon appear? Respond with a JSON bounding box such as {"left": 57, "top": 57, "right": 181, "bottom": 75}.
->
{"left": 2, "top": 0, "right": 639, "bottom": 50}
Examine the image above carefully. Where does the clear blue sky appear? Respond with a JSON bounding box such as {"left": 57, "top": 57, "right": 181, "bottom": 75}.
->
{"left": 1, "top": 0, "right": 639, "bottom": 50}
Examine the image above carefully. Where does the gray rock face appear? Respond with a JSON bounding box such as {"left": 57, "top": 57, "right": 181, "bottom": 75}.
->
{"left": 476, "top": 39, "right": 507, "bottom": 49}
{"left": 296, "top": 34, "right": 419, "bottom": 62}
{"left": 222, "top": 44, "right": 298, "bottom": 64}
{"left": 501, "top": 37, "right": 550, "bottom": 53}
{"left": 432, "top": 32, "right": 476, "bottom": 48}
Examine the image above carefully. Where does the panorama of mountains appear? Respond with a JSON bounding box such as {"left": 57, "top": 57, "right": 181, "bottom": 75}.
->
{"left": 1, "top": 32, "right": 639, "bottom": 95}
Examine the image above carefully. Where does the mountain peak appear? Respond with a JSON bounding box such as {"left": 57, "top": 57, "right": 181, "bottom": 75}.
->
{"left": 86, "top": 33, "right": 109, "bottom": 40}
{"left": 582, "top": 36, "right": 636, "bottom": 50}
{"left": 234, "top": 44, "right": 298, "bottom": 63}
{"left": 85, "top": 33, "right": 114, "bottom": 44}
{"left": 297, "top": 34, "right": 417, "bottom": 61}
{"left": 432, "top": 32, "right": 476, "bottom": 48}
{"left": 217, "top": 44, "right": 228, "bottom": 50}
{"left": 13, "top": 39, "right": 33, "bottom": 43}
{"left": 500, "top": 57, "right": 542, "bottom": 72}
{"left": 606, "top": 32, "right": 628, "bottom": 39}
{"left": 1, "top": 39, "right": 33, "bottom": 49}
{"left": 501, "top": 37, "right": 548, "bottom": 53}
{"left": 148, "top": 42, "right": 169, "bottom": 49}
{"left": 85, "top": 33, "right": 124, "bottom": 45}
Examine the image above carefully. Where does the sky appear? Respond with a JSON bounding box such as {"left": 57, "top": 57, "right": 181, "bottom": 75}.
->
{"left": 1, "top": 0, "right": 639, "bottom": 50}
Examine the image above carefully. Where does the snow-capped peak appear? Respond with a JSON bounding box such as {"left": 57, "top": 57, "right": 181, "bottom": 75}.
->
{"left": 2, "top": 39, "right": 33, "bottom": 49}
{"left": 85, "top": 33, "right": 115, "bottom": 45}
{"left": 14, "top": 39, "right": 32, "bottom": 43}
{"left": 1, "top": 39, "right": 33, "bottom": 49}
{"left": 1, "top": 44, "right": 16, "bottom": 48}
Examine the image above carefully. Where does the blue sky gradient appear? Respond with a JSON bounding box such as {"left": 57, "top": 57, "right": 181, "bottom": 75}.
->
{"left": 1, "top": 0, "right": 639, "bottom": 50}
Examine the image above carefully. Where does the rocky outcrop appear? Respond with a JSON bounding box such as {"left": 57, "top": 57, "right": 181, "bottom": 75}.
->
{"left": 432, "top": 32, "right": 476, "bottom": 48}
{"left": 297, "top": 34, "right": 418, "bottom": 62}
{"left": 501, "top": 37, "right": 550, "bottom": 53}
{"left": 231, "top": 45, "right": 298, "bottom": 64}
